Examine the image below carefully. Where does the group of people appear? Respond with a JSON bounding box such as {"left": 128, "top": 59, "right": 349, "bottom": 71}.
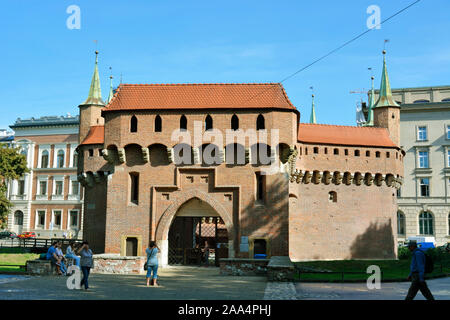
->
{"left": 46, "top": 240, "right": 94, "bottom": 290}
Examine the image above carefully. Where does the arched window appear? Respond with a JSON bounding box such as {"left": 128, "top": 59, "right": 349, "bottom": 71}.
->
{"left": 57, "top": 150, "right": 65, "bottom": 168}
{"left": 256, "top": 114, "right": 265, "bottom": 130}
{"left": 155, "top": 115, "right": 162, "bottom": 132}
{"left": 41, "top": 150, "right": 49, "bottom": 168}
{"left": 180, "top": 115, "right": 187, "bottom": 131}
{"left": 14, "top": 211, "right": 23, "bottom": 226}
{"left": 442, "top": 98, "right": 450, "bottom": 102}
{"left": 397, "top": 211, "right": 405, "bottom": 235}
{"left": 419, "top": 212, "right": 434, "bottom": 235}
{"left": 205, "top": 115, "right": 213, "bottom": 131}
{"left": 231, "top": 114, "right": 239, "bottom": 131}
{"left": 414, "top": 99, "right": 430, "bottom": 104}
{"left": 130, "top": 115, "right": 138, "bottom": 132}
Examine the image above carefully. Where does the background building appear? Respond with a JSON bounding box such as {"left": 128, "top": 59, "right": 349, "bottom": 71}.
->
{"left": 6, "top": 116, "right": 83, "bottom": 238}
{"left": 371, "top": 86, "right": 450, "bottom": 246}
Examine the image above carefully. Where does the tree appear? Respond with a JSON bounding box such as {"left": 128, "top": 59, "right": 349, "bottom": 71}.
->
{"left": 0, "top": 143, "right": 29, "bottom": 229}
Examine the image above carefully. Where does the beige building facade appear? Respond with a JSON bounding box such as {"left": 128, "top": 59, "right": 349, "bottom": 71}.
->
{"left": 373, "top": 86, "right": 450, "bottom": 246}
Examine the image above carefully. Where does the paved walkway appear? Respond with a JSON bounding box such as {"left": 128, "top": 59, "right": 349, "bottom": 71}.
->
{"left": 0, "top": 266, "right": 267, "bottom": 300}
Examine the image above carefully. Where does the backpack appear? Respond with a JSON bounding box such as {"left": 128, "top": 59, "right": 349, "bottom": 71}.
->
{"left": 419, "top": 249, "right": 434, "bottom": 274}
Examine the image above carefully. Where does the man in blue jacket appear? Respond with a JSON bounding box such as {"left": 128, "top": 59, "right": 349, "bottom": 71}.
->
{"left": 405, "top": 241, "right": 435, "bottom": 300}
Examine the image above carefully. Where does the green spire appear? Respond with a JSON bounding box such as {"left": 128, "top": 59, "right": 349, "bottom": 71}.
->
{"left": 309, "top": 94, "right": 317, "bottom": 124}
{"left": 363, "top": 76, "right": 375, "bottom": 126}
{"left": 82, "top": 51, "right": 105, "bottom": 106}
{"left": 107, "top": 75, "right": 114, "bottom": 104}
{"left": 373, "top": 50, "right": 399, "bottom": 109}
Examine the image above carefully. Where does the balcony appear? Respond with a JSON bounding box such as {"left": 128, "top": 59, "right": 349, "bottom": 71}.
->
{"left": 51, "top": 194, "right": 64, "bottom": 201}
{"left": 35, "top": 194, "right": 48, "bottom": 201}
{"left": 10, "top": 194, "right": 27, "bottom": 201}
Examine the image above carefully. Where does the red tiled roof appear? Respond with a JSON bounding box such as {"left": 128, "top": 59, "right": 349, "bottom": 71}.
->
{"left": 80, "top": 125, "right": 104, "bottom": 146}
{"left": 103, "top": 83, "right": 296, "bottom": 112}
{"left": 297, "top": 123, "right": 397, "bottom": 148}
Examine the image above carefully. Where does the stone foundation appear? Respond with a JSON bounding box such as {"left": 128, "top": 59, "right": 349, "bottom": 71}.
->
{"left": 219, "top": 258, "right": 269, "bottom": 276}
{"left": 267, "top": 256, "right": 295, "bottom": 282}
{"left": 26, "top": 259, "right": 57, "bottom": 276}
{"left": 92, "top": 254, "right": 146, "bottom": 275}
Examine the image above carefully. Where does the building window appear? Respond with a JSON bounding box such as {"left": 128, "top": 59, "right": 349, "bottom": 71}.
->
{"left": 53, "top": 210, "right": 62, "bottom": 230}
{"left": 419, "top": 212, "right": 434, "bottom": 235}
{"left": 328, "top": 191, "right": 337, "bottom": 203}
{"left": 41, "top": 150, "right": 49, "bottom": 168}
{"left": 130, "top": 172, "right": 139, "bottom": 204}
{"left": 324, "top": 148, "right": 328, "bottom": 154}
{"left": 447, "top": 125, "right": 450, "bottom": 140}
{"left": 354, "top": 150, "right": 360, "bottom": 157}
{"left": 37, "top": 210, "right": 45, "bottom": 229}
{"left": 39, "top": 181, "right": 47, "bottom": 195}
{"left": 447, "top": 150, "right": 450, "bottom": 168}
{"left": 419, "top": 178, "right": 430, "bottom": 197}
{"left": 397, "top": 211, "right": 405, "bottom": 235}
{"left": 71, "top": 180, "right": 79, "bottom": 195}
{"left": 130, "top": 115, "right": 138, "bottom": 132}
{"left": 72, "top": 151, "right": 78, "bottom": 167}
{"left": 14, "top": 211, "right": 23, "bottom": 226}
{"left": 313, "top": 147, "right": 319, "bottom": 154}
{"left": 69, "top": 210, "right": 79, "bottom": 228}
{"left": 333, "top": 148, "right": 339, "bottom": 155}
{"left": 180, "top": 115, "right": 187, "bottom": 131}
{"left": 88, "top": 149, "right": 94, "bottom": 157}
{"left": 54, "top": 180, "right": 63, "bottom": 196}
{"left": 418, "top": 151, "right": 429, "bottom": 168}
{"left": 256, "top": 114, "right": 265, "bottom": 130}
{"left": 397, "top": 187, "right": 401, "bottom": 197}
{"left": 56, "top": 150, "right": 65, "bottom": 168}
{"left": 231, "top": 114, "right": 239, "bottom": 130}
{"left": 386, "top": 152, "right": 390, "bottom": 158}
{"left": 255, "top": 172, "right": 265, "bottom": 204}
{"left": 205, "top": 115, "right": 213, "bottom": 131}
{"left": 366, "top": 151, "right": 370, "bottom": 157}
{"left": 417, "top": 126, "right": 427, "bottom": 141}
{"left": 155, "top": 115, "right": 162, "bottom": 132}
{"left": 305, "top": 148, "right": 308, "bottom": 155}
{"left": 17, "top": 180, "right": 25, "bottom": 195}
{"left": 376, "top": 151, "right": 380, "bottom": 158}
{"left": 344, "top": 149, "right": 349, "bottom": 156}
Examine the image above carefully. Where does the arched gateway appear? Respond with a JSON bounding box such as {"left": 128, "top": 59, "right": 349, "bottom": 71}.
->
{"left": 155, "top": 189, "right": 235, "bottom": 267}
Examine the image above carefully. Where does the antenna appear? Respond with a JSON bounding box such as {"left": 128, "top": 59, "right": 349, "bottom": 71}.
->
{"left": 383, "top": 39, "right": 390, "bottom": 50}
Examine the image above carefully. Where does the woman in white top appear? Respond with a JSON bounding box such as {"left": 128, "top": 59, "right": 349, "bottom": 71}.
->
{"left": 65, "top": 240, "right": 80, "bottom": 267}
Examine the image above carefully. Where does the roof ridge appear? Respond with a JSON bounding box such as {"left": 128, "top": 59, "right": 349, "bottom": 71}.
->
{"left": 117, "top": 82, "right": 282, "bottom": 86}
{"left": 299, "top": 123, "right": 386, "bottom": 130}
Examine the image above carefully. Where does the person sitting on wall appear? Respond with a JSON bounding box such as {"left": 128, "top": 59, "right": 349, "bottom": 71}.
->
{"left": 55, "top": 241, "right": 67, "bottom": 275}
{"left": 46, "top": 241, "right": 62, "bottom": 275}
{"left": 65, "top": 240, "right": 80, "bottom": 268}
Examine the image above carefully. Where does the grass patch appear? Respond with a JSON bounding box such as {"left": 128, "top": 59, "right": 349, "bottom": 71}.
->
{"left": 0, "top": 250, "right": 40, "bottom": 274}
{"left": 294, "top": 256, "right": 450, "bottom": 282}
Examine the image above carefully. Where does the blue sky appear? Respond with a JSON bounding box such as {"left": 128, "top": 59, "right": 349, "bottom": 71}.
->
{"left": 0, "top": 0, "right": 449, "bottom": 129}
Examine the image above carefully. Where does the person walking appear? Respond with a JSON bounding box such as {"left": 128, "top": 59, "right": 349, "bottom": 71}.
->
{"left": 77, "top": 241, "right": 94, "bottom": 291}
{"left": 203, "top": 241, "right": 210, "bottom": 267}
{"left": 146, "top": 241, "right": 159, "bottom": 287}
{"left": 405, "top": 241, "right": 435, "bottom": 300}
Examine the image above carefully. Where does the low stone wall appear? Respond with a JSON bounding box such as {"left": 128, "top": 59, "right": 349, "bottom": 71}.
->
{"left": 92, "top": 254, "right": 146, "bottom": 275}
{"left": 267, "top": 256, "right": 295, "bottom": 282}
{"left": 26, "top": 259, "right": 57, "bottom": 276}
{"left": 219, "top": 258, "right": 269, "bottom": 276}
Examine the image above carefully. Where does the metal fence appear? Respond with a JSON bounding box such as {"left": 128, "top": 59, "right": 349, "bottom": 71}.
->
{"left": 0, "top": 238, "right": 83, "bottom": 252}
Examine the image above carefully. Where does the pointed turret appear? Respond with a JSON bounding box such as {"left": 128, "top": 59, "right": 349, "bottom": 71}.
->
{"left": 372, "top": 50, "right": 401, "bottom": 146}
{"left": 373, "top": 50, "right": 399, "bottom": 109}
{"left": 78, "top": 51, "right": 105, "bottom": 144}
{"left": 363, "top": 76, "right": 375, "bottom": 126}
{"left": 107, "top": 75, "right": 114, "bottom": 104}
{"left": 82, "top": 51, "right": 105, "bottom": 106}
{"left": 309, "top": 94, "right": 317, "bottom": 124}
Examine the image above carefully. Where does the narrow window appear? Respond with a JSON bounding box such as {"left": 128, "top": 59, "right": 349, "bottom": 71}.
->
{"left": 366, "top": 151, "right": 370, "bottom": 157}
{"left": 417, "top": 126, "right": 427, "bottom": 141}
{"left": 130, "top": 172, "right": 139, "bottom": 204}
{"left": 324, "top": 148, "right": 328, "bottom": 154}
{"left": 98, "top": 149, "right": 103, "bottom": 157}
{"left": 130, "top": 115, "right": 138, "bottom": 133}
{"left": 39, "top": 181, "right": 47, "bottom": 195}
{"left": 17, "top": 180, "right": 25, "bottom": 195}
{"left": 305, "top": 148, "right": 308, "bottom": 155}
{"left": 256, "top": 173, "right": 265, "bottom": 204}
{"left": 418, "top": 151, "right": 429, "bottom": 168}
{"left": 344, "top": 149, "right": 349, "bottom": 156}
{"left": 376, "top": 151, "right": 381, "bottom": 158}
{"left": 397, "top": 212, "right": 405, "bottom": 235}
{"left": 328, "top": 191, "right": 337, "bottom": 203}
{"left": 57, "top": 150, "right": 65, "bottom": 168}
{"left": 313, "top": 147, "right": 319, "bottom": 154}
{"left": 71, "top": 181, "right": 79, "bottom": 195}
{"left": 231, "top": 114, "right": 239, "bottom": 130}
{"left": 333, "top": 148, "right": 339, "bottom": 155}
{"left": 88, "top": 149, "right": 94, "bottom": 157}
{"left": 354, "top": 150, "right": 360, "bottom": 157}
{"left": 155, "top": 115, "right": 162, "bottom": 132}
{"left": 72, "top": 151, "right": 78, "bottom": 167}
{"left": 256, "top": 114, "right": 265, "bottom": 130}
{"left": 205, "top": 115, "right": 213, "bottom": 131}
{"left": 180, "top": 115, "right": 187, "bottom": 131}
{"left": 386, "top": 152, "right": 390, "bottom": 158}
{"left": 41, "top": 150, "right": 49, "bottom": 168}
{"left": 420, "top": 178, "right": 430, "bottom": 197}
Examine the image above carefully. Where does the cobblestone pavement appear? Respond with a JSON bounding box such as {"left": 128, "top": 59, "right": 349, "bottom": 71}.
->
{"left": 0, "top": 275, "right": 32, "bottom": 285}
{"left": 0, "top": 266, "right": 267, "bottom": 300}
{"left": 293, "top": 277, "right": 450, "bottom": 300}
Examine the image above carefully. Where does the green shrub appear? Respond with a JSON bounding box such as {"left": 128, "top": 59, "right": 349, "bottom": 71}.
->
{"left": 424, "top": 248, "right": 444, "bottom": 263}
{"left": 398, "top": 247, "right": 411, "bottom": 260}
